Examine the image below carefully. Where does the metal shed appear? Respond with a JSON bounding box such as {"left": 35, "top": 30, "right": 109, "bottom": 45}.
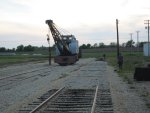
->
{"left": 143, "top": 43, "right": 150, "bottom": 56}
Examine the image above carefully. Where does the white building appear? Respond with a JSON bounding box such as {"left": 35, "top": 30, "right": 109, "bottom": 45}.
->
{"left": 143, "top": 43, "right": 150, "bottom": 56}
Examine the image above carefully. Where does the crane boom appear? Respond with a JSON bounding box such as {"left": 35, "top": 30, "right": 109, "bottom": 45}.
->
{"left": 45, "top": 20, "right": 71, "bottom": 56}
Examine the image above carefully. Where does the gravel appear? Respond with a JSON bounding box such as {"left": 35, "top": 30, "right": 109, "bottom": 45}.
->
{"left": 107, "top": 66, "right": 150, "bottom": 113}
{"left": 0, "top": 58, "right": 149, "bottom": 113}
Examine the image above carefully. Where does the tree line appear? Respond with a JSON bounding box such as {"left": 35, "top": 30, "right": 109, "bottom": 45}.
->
{"left": 79, "top": 40, "right": 147, "bottom": 49}
{"left": 0, "top": 40, "right": 147, "bottom": 52}
{"left": 0, "top": 45, "right": 37, "bottom": 52}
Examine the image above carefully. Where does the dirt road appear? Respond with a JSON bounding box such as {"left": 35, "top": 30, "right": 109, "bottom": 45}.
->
{"left": 0, "top": 58, "right": 149, "bottom": 113}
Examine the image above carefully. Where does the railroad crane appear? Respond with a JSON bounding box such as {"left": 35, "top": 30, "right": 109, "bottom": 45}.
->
{"left": 45, "top": 20, "right": 79, "bottom": 65}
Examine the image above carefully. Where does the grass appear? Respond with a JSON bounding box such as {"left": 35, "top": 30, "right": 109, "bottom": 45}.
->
{"left": 1, "top": 49, "right": 150, "bottom": 83}
{"left": 118, "top": 53, "right": 150, "bottom": 83}
{"left": 81, "top": 50, "right": 150, "bottom": 83}
{"left": 1, "top": 49, "right": 149, "bottom": 108}
{"left": 0, "top": 50, "right": 56, "bottom": 66}
{"left": 0, "top": 55, "right": 48, "bottom": 66}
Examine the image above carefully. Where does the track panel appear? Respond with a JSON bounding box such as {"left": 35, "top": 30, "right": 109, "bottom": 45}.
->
{"left": 19, "top": 87, "right": 114, "bottom": 113}
{"left": 41, "top": 89, "right": 95, "bottom": 113}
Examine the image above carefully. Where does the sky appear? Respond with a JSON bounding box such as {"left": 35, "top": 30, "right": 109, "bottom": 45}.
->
{"left": 0, "top": 0, "right": 150, "bottom": 48}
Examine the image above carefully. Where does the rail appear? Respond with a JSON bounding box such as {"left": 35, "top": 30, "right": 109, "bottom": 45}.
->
{"left": 91, "top": 86, "right": 98, "bottom": 113}
{"left": 29, "top": 87, "right": 65, "bottom": 113}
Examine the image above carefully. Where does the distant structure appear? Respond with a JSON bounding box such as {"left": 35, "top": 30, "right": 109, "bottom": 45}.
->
{"left": 144, "top": 20, "right": 150, "bottom": 56}
{"left": 143, "top": 43, "right": 150, "bottom": 56}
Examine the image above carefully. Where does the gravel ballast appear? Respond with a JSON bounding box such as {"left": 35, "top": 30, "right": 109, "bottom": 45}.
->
{"left": 0, "top": 58, "right": 149, "bottom": 113}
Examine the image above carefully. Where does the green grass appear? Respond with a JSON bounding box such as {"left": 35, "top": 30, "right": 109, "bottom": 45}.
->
{"left": 111, "top": 52, "right": 149, "bottom": 83}
{"left": 0, "top": 50, "right": 56, "bottom": 66}
{"left": 0, "top": 55, "right": 48, "bottom": 66}
{"left": 81, "top": 50, "right": 150, "bottom": 83}
{"left": 1, "top": 49, "right": 150, "bottom": 84}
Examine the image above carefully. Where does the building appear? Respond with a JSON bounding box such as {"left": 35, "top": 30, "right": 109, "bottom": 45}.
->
{"left": 143, "top": 43, "right": 150, "bottom": 56}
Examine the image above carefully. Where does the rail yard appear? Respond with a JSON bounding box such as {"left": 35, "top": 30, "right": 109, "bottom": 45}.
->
{"left": 0, "top": 58, "right": 149, "bottom": 113}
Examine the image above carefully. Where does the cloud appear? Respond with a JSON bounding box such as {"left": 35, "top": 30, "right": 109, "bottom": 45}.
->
{"left": 66, "top": 24, "right": 117, "bottom": 45}
{"left": 0, "top": 20, "right": 48, "bottom": 48}
{"left": 0, "top": 0, "right": 30, "bottom": 13}
{"left": 0, "top": 20, "right": 46, "bottom": 35}
{"left": 0, "top": 33, "right": 48, "bottom": 48}
{"left": 121, "top": 0, "right": 129, "bottom": 6}
{"left": 0, "top": 0, "right": 150, "bottom": 48}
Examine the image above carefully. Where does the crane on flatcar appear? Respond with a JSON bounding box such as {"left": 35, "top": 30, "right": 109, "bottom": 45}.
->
{"left": 45, "top": 20, "right": 79, "bottom": 65}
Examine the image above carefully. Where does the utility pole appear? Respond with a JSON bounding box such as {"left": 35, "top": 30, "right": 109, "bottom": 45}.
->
{"left": 144, "top": 20, "right": 150, "bottom": 56}
{"left": 47, "top": 34, "right": 51, "bottom": 65}
{"left": 130, "top": 33, "right": 133, "bottom": 54}
{"left": 116, "top": 19, "right": 120, "bottom": 58}
{"left": 136, "top": 31, "right": 140, "bottom": 51}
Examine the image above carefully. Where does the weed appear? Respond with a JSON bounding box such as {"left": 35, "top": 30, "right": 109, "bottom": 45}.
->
{"left": 59, "top": 73, "right": 70, "bottom": 79}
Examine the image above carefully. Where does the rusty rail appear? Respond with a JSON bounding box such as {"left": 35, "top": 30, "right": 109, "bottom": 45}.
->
{"left": 29, "top": 87, "right": 65, "bottom": 113}
{"left": 91, "top": 86, "right": 98, "bottom": 113}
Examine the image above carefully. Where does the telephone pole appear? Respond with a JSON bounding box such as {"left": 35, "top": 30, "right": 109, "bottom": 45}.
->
{"left": 130, "top": 33, "right": 133, "bottom": 54}
{"left": 136, "top": 31, "right": 140, "bottom": 51}
{"left": 144, "top": 20, "right": 150, "bottom": 56}
{"left": 47, "top": 34, "right": 51, "bottom": 65}
{"left": 116, "top": 19, "right": 120, "bottom": 58}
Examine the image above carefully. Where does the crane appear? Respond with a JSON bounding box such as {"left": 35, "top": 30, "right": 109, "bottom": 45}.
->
{"left": 45, "top": 19, "right": 79, "bottom": 65}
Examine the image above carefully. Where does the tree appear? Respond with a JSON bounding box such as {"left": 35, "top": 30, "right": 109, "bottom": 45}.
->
{"left": 16, "top": 45, "right": 24, "bottom": 52}
{"left": 86, "top": 43, "right": 91, "bottom": 48}
{"left": 109, "top": 42, "right": 116, "bottom": 47}
{"left": 79, "top": 44, "right": 92, "bottom": 49}
{"left": 79, "top": 44, "right": 87, "bottom": 49}
{"left": 0, "top": 47, "right": 6, "bottom": 52}
{"left": 98, "top": 42, "right": 105, "bottom": 48}
{"left": 121, "top": 43, "right": 126, "bottom": 47}
{"left": 139, "top": 42, "right": 147, "bottom": 47}
{"left": 12, "top": 48, "right": 15, "bottom": 52}
{"left": 24, "top": 45, "right": 34, "bottom": 51}
{"left": 126, "top": 40, "right": 135, "bottom": 47}
{"left": 93, "top": 43, "right": 98, "bottom": 48}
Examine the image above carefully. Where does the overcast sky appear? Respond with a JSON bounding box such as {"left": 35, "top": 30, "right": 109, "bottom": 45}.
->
{"left": 0, "top": 0, "right": 150, "bottom": 48}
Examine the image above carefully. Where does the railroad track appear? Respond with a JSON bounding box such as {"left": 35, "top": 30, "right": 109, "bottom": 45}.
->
{"left": 0, "top": 67, "right": 52, "bottom": 87}
{"left": 0, "top": 64, "right": 82, "bottom": 88}
{"left": 18, "top": 86, "right": 113, "bottom": 113}
{"left": 0, "top": 67, "right": 51, "bottom": 80}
